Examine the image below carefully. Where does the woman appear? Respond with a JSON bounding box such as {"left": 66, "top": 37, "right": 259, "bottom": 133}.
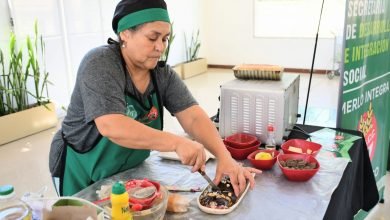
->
{"left": 49, "top": 0, "right": 260, "bottom": 196}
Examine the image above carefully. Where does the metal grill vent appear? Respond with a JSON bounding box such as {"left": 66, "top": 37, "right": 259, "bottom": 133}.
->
{"left": 255, "top": 96, "right": 264, "bottom": 136}
{"left": 231, "top": 95, "right": 238, "bottom": 133}
{"left": 268, "top": 99, "right": 276, "bottom": 126}
{"left": 242, "top": 96, "right": 250, "bottom": 133}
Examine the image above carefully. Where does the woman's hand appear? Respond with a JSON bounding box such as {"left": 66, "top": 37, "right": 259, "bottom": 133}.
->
{"left": 214, "top": 157, "right": 262, "bottom": 197}
{"left": 174, "top": 138, "right": 207, "bottom": 172}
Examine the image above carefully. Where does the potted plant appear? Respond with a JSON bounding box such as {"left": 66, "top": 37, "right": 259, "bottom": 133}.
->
{"left": 0, "top": 21, "right": 57, "bottom": 145}
{"left": 181, "top": 30, "right": 207, "bottom": 79}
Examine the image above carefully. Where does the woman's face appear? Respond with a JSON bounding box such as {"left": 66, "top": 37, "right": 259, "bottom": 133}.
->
{"left": 121, "top": 21, "right": 171, "bottom": 70}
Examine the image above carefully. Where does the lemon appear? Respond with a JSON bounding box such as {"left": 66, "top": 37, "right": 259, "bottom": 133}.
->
{"left": 255, "top": 152, "right": 273, "bottom": 160}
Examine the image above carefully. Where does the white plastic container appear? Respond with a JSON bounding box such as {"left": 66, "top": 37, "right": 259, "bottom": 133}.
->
{"left": 219, "top": 74, "right": 300, "bottom": 145}
{"left": 197, "top": 173, "right": 255, "bottom": 215}
{"left": 0, "top": 185, "right": 32, "bottom": 220}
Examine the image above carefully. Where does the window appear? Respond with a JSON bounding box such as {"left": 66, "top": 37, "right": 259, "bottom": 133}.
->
{"left": 254, "top": 0, "right": 345, "bottom": 38}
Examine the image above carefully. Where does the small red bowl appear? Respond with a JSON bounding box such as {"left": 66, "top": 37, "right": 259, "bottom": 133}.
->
{"left": 226, "top": 144, "right": 258, "bottom": 160}
{"left": 224, "top": 133, "right": 258, "bottom": 148}
{"left": 277, "top": 154, "right": 320, "bottom": 181}
{"left": 223, "top": 139, "right": 261, "bottom": 149}
{"left": 281, "top": 139, "right": 322, "bottom": 157}
{"left": 247, "top": 149, "right": 279, "bottom": 170}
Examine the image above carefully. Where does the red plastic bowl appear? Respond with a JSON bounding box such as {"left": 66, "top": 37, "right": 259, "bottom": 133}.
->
{"left": 226, "top": 144, "right": 258, "bottom": 160}
{"left": 277, "top": 154, "right": 320, "bottom": 181}
{"left": 223, "top": 139, "right": 261, "bottom": 150}
{"left": 224, "top": 133, "right": 258, "bottom": 148}
{"left": 125, "top": 179, "right": 161, "bottom": 210}
{"left": 247, "top": 149, "right": 279, "bottom": 170}
{"left": 281, "top": 139, "right": 322, "bottom": 157}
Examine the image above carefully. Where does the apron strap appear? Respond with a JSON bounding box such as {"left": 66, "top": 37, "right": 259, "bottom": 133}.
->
{"left": 150, "top": 70, "right": 164, "bottom": 129}
{"left": 59, "top": 131, "right": 68, "bottom": 196}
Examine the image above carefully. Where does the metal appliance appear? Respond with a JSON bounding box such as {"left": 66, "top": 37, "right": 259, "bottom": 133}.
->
{"left": 219, "top": 74, "right": 300, "bottom": 145}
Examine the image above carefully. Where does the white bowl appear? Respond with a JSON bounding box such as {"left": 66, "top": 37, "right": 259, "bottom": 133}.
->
{"left": 197, "top": 173, "right": 255, "bottom": 215}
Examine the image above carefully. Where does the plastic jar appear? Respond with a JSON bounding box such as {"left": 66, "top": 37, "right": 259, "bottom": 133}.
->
{"left": 0, "top": 185, "right": 32, "bottom": 220}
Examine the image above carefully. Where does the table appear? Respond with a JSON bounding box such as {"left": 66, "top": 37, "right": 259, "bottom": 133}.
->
{"left": 74, "top": 124, "right": 379, "bottom": 220}
{"left": 288, "top": 124, "right": 379, "bottom": 220}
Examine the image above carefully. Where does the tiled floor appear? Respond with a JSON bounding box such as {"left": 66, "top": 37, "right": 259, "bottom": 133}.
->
{"left": 0, "top": 68, "right": 388, "bottom": 219}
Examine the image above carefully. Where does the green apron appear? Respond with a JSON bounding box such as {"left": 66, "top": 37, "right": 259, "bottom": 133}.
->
{"left": 61, "top": 74, "right": 163, "bottom": 196}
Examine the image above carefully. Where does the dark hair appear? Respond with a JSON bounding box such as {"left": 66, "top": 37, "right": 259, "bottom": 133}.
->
{"left": 117, "top": 23, "right": 146, "bottom": 47}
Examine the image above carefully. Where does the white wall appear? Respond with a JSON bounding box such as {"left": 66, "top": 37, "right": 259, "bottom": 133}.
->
{"left": 201, "top": 0, "right": 345, "bottom": 69}
{"left": 1, "top": 0, "right": 345, "bottom": 117}
{"left": 0, "top": 1, "right": 11, "bottom": 51}
{"left": 1, "top": 0, "right": 203, "bottom": 115}
{"left": 165, "top": 0, "right": 202, "bottom": 65}
{"left": 254, "top": 0, "right": 345, "bottom": 38}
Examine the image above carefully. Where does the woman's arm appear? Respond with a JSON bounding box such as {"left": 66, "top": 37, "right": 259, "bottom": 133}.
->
{"left": 174, "top": 105, "right": 230, "bottom": 159}
{"left": 96, "top": 114, "right": 175, "bottom": 151}
{"left": 175, "top": 105, "right": 261, "bottom": 196}
{"left": 95, "top": 114, "right": 206, "bottom": 171}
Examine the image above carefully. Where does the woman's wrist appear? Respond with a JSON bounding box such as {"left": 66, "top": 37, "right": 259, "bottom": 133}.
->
{"left": 214, "top": 148, "right": 232, "bottom": 161}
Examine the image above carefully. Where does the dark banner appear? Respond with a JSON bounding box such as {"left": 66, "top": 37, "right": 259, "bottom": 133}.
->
{"left": 338, "top": 0, "right": 390, "bottom": 215}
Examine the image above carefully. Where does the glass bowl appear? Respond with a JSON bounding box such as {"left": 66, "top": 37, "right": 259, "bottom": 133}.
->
{"left": 132, "top": 185, "right": 168, "bottom": 220}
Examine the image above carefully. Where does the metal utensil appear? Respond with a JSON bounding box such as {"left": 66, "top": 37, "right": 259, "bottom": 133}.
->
{"left": 198, "top": 170, "right": 220, "bottom": 190}
{"left": 166, "top": 186, "right": 202, "bottom": 192}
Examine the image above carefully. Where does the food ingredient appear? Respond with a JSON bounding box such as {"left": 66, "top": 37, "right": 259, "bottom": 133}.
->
{"left": 167, "top": 193, "right": 190, "bottom": 213}
{"left": 288, "top": 146, "right": 303, "bottom": 153}
{"left": 255, "top": 152, "right": 273, "bottom": 160}
{"left": 199, "top": 176, "right": 237, "bottom": 209}
{"left": 279, "top": 159, "right": 316, "bottom": 170}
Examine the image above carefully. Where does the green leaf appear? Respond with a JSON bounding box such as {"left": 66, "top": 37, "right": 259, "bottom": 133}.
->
{"left": 0, "top": 20, "right": 51, "bottom": 115}
{"left": 184, "top": 30, "right": 201, "bottom": 62}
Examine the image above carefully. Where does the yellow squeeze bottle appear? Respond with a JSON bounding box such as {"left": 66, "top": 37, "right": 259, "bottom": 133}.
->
{"left": 111, "top": 182, "right": 132, "bottom": 220}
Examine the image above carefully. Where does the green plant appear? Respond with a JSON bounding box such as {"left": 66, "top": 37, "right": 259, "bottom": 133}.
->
{"left": 160, "top": 22, "right": 175, "bottom": 64}
{"left": 26, "top": 21, "right": 50, "bottom": 106}
{"left": 184, "top": 30, "right": 201, "bottom": 62}
{"left": 0, "top": 20, "right": 50, "bottom": 117}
